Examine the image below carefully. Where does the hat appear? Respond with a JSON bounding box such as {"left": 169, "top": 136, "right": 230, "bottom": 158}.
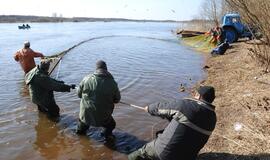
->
{"left": 197, "top": 86, "right": 215, "bottom": 103}
{"left": 24, "top": 41, "right": 30, "bottom": 48}
{"left": 96, "top": 60, "right": 107, "bottom": 70}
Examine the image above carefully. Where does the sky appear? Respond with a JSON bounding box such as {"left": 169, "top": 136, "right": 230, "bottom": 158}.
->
{"left": 0, "top": 0, "right": 203, "bottom": 21}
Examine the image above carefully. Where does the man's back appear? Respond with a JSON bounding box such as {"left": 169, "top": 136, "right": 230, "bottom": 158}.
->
{"left": 78, "top": 71, "right": 121, "bottom": 126}
{"left": 152, "top": 99, "right": 216, "bottom": 160}
{"left": 14, "top": 48, "right": 43, "bottom": 73}
{"left": 25, "top": 66, "right": 71, "bottom": 106}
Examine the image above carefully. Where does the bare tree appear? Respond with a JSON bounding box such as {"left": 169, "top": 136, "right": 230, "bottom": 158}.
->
{"left": 226, "top": 0, "right": 270, "bottom": 71}
{"left": 52, "top": 13, "right": 57, "bottom": 18}
{"left": 200, "top": 0, "right": 221, "bottom": 26}
{"left": 200, "top": 0, "right": 231, "bottom": 27}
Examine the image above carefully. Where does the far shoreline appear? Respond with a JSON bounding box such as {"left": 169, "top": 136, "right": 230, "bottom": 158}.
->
{"left": 0, "top": 15, "right": 180, "bottom": 23}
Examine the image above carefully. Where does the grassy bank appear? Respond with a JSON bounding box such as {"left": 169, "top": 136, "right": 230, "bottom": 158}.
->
{"left": 195, "top": 41, "right": 270, "bottom": 160}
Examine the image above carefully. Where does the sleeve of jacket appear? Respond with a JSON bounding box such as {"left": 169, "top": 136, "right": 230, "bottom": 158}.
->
{"left": 113, "top": 82, "right": 121, "bottom": 103}
{"left": 148, "top": 101, "right": 180, "bottom": 120}
{"left": 77, "top": 79, "right": 84, "bottom": 98}
{"left": 37, "top": 76, "right": 71, "bottom": 92}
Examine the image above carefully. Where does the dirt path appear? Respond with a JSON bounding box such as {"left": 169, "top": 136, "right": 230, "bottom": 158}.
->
{"left": 197, "top": 41, "right": 270, "bottom": 160}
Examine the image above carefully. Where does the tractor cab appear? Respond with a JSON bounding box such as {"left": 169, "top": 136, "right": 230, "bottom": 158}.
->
{"left": 222, "top": 13, "right": 252, "bottom": 43}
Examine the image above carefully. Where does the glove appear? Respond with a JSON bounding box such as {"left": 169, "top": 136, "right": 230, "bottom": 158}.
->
{"left": 70, "top": 84, "right": 76, "bottom": 89}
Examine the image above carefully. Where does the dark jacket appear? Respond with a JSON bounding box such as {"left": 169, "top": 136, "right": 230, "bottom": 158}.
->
{"left": 77, "top": 69, "right": 121, "bottom": 126}
{"left": 148, "top": 98, "right": 216, "bottom": 160}
{"left": 25, "top": 66, "right": 71, "bottom": 107}
{"left": 211, "top": 42, "right": 229, "bottom": 55}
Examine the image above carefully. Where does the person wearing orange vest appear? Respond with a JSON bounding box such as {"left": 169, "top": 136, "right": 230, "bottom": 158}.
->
{"left": 14, "top": 41, "right": 44, "bottom": 74}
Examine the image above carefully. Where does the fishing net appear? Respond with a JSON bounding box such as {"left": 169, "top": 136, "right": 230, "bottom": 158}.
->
{"left": 181, "top": 34, "right": 217, "bottom": 53}
{"left": 43, "top": 36, "right": 123, "bottom": 75}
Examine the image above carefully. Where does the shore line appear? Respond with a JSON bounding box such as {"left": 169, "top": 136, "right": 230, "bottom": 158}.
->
{"left": 194, "top": 41, "right": 270, "bottom": 159}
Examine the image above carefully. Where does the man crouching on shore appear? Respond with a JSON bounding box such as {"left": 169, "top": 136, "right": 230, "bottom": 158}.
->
{"left": 128, "top": 86, "right": 217, "bottom": 160}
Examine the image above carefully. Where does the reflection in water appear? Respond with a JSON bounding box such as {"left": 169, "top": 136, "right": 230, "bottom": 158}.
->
{"left": 34, "top": 113, "right": 62, "bottom": 160}
{"left": 108, "top": 131, "right": 147, "bottom": 154}
{"left": 34, "top": 113, "right": 147, "bottom": 159}
{"left": 19, "top": 80, "right": 29, "bottom": 98}
{"left": 78, "top": 136, "right": 113, "bottom": 160}
{"left": 33, "top": 113, "right": 116, "bottom": 159}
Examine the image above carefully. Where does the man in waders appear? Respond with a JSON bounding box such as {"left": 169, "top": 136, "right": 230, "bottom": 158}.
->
{"left": 128, "top": 86, "right": 217, "bottom": 160}
{"left": 25, "top": 60, "right": 76, "bottom": 119}
{"left": 14, "top": 41, "right": 44, "bottom": 74}
{"left": 76, "top": 60, "right": 121, "bottom": 141}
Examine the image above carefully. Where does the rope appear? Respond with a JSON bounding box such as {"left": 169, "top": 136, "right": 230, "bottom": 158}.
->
{"left": 45, "top": 36, "right": 117, "bottom": 75}
{"left": 45, "top": 35, "right": 180, "bottom": 75}
{"left": 119, "top": 101, "right": 145, "bottom": 110}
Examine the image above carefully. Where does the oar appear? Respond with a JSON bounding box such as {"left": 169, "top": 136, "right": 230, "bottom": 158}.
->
{"left": 119, "top": 101, "right": 145, "bottom": 111}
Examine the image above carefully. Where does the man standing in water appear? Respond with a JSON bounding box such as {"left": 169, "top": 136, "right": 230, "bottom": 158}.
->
{"left": 76, "top": 60, "right": 121, "bottom": 141}
{"left": 25, "top": 60, "right": 76, "bottom": 119}
{"left": 128, "top": 86, "right": 217, "bottom": 160}
{"left": 14, "top": 41, "right": 44, "bottom": 74}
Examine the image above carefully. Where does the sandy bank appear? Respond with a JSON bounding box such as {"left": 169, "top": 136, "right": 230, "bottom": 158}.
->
{"left": 195, "top": 41, "right": 270, "bottom": 159}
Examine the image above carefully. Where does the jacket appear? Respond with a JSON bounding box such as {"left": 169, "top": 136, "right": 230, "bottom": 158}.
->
{"left": 148, "top": 98, "right": 216, "bottom": 160}
{"left": 211, "top": 42, "right": 229, "bottom": 55}
{"left": 77, "top": 69, "right": 121, "bottom": 126}
{"left": 25, "top": 66, "right": 71, "bottom": 107}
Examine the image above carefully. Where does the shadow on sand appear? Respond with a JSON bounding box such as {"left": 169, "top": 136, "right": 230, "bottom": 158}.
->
{"left": 198, "top": 152, "right": 270, "bottom": 160}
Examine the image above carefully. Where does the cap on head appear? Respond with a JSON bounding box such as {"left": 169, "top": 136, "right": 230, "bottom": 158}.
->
{"left": 24, "top": 41, "right": 30, "bottom": 48}
{"left": 96, "top": 60, "right": 107, "bottom": 70}
{"left": 40, "top": 59, "right": 51, "bottom": 71}
{"left": 197, "top": 86, "right": 215, "bottom": 103}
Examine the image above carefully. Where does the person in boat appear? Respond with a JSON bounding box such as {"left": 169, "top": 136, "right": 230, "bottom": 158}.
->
{"left": 128, "top": 86, "right": 217, "bottom": 160}
{"left": 14, "top": 41, "right": 44, "bottom": 74}
{"left": 25, "top": 60, "right": 76, "bottom": 120}
{"left": 76, "top": 60, "right": 121, "bottom": 140}
{"left": 26, "top": 24, "right": 30, "bottom": 28}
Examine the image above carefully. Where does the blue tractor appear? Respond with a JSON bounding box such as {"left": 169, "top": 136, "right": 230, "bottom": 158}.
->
{"left": 222, "top": 13, "right": 252, "bottom": 43}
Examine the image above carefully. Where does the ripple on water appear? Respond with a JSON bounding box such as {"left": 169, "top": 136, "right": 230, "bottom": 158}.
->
{"left": 0, "top": 24, "right": 204, "bottom": 160}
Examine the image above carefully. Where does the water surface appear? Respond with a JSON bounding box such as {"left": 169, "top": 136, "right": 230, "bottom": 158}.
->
{"left": 0, "top": 22, "right": 204, "bottom": 159}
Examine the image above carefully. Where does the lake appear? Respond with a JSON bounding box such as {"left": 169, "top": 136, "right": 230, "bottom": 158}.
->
{"left": 0, "top": 22, "right": 204, "bottom": 159}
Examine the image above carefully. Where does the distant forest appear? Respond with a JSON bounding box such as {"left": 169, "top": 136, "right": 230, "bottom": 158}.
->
{"left": 0, "top": 15, "right": 177, "bottom": 23}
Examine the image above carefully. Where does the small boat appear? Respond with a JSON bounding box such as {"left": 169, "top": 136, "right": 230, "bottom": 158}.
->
{"left": 177, "top": 30, "right": 205, "bottom": 38}
{"left": 18, "top": 24, "right": 31, "bottom": 29}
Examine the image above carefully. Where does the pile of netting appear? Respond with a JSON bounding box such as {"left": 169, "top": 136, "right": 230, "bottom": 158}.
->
{"left": 181, "top": 34, "right": 217, "bottom": 53}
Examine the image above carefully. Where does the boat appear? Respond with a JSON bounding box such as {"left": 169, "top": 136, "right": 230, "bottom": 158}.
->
{"left": 18, "top": 24, "right": 31, "bottom": 29}
{"left": 177, "top": 30, "right": 205, "bottom": 38}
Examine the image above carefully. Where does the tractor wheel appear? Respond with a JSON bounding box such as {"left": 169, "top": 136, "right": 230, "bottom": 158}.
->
{"left": 224, "top": 27, "right": 238, "bottom": 43}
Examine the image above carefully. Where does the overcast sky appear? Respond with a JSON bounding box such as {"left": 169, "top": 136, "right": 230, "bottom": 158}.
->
{"left": 0, "top": 0, "right": 203, "bottom": 20}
